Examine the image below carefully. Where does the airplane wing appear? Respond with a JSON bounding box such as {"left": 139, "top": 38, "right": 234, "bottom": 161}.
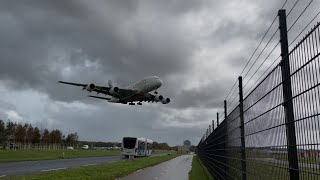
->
{"left": 58, "top": 81, "right": 87, "bottom": 87}
{"left": 88, "top": 95, "right": 111, "bottom": 100}
{"left": 58, "top": 81, "right": 137, "bottom": 99}
{"left": 123, "top": 93, "right": 157, "bottom": 102}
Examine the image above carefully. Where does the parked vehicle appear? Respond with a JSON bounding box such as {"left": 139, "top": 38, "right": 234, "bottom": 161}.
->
{"left": 82, "top": 145, "right": 89, "bottom": 149}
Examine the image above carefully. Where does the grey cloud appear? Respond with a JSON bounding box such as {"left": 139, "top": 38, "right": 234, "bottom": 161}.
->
{"left": 0, "top": 0, "right": 317, "bottom": 145}
{"left": 0, "top": 0, "right": 196, "bottom": 102}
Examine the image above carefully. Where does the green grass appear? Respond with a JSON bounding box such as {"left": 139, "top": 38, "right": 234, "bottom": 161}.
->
{"left": 0, "top": 149, "right": 119, "bottom": 163}
{"left": 11, "top": 154, "right": 178, "bottom": 180}
{"left": 189, "top": 155, "right": 212, "bottom": 180}
{"left": 152, "top": 149, "right": 176, "bottom": 154}
{"left": 246, "top": 159, "right": 320, "bottom": 180}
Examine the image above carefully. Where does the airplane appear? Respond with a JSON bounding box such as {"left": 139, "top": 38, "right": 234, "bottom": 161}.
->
{"left": 58, "top": 76, "right": 170, "bottom": 105}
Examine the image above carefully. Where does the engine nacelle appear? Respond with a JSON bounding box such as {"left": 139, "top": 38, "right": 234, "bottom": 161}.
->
{"left": 161, "top": 98, "right": 171, "bottom": 104}
{"left": 154, "top": 95, "right": 164, "bottom": 102}
{"left": 109, "top": 86, "right": 119, "bottom": 95}
{"left": 86, "top": 84, "right": 95, "bottom": 91}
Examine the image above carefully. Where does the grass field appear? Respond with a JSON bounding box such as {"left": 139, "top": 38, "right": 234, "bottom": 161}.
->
{"left": 152, "top": 149, "right": 176, "bottom": 154}
{"left": 0, "top": 149, "right": 119, "bottom": 163}
{"left": 12, "top": 154, "right": 178, "bottom": 180}
{"left": 189, "top": 155, "right": 212, "bottom": 180}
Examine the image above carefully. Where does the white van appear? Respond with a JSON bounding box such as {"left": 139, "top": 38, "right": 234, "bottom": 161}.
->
{"left": 82, "top": 145, "right": 89, "bottom": 149}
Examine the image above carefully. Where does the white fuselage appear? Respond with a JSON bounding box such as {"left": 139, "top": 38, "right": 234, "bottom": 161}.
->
{"left": 108, "top": 76, "right": 163, "bottom": 103}
{"left": 127, "top": 76, "right": 163, "bottom": 94}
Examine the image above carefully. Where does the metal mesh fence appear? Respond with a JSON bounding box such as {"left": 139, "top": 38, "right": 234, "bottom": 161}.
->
{"left": 197, "top": 18, "right": 320, "bottom": 180}
{"left": 289, "top": 22, "right": 320, "bottom": 179}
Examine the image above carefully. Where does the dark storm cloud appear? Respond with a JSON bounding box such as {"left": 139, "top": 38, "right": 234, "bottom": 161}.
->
{"left": 0, "top": 0, "right": 197, "bottom": 102}
{"left": 0, "top": 0, "right": 285, "bottom": 107}
{"left": 0, "top": 0, "right": 318, "bottom": 145}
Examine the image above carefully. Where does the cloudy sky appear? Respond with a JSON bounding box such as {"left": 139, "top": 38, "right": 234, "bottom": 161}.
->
{"left": 0, "top": 0, "right": 319, "bottom": 145}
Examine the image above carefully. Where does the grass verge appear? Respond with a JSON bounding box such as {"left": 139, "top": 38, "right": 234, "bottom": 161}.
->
{"left": 152, "top": 149, "right": 176, "bottom": 154}
{"left": 189, "top": 155, "right": 212, "bottom": 180}
{"left": 0, "top": 149, "right": 119, "bottom": 163}
{"left": 11, "top": 154, "right": 178, "bottom": 180}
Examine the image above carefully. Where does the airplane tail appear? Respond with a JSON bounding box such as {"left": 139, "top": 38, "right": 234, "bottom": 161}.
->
{"left": 108, "top": 80, "right": 113, "bottom": 88}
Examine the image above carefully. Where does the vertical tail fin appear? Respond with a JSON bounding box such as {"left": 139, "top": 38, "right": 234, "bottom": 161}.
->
{"left": 108, "top": 80, "right": 113, "bottom": 88}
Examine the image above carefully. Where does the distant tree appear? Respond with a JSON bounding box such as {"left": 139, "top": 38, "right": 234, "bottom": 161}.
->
{"left": 26, "top": 124, "right": 34, "bottom": 144}
{"left": 189, "top": 145, "right": 196, "bottom": 152}
{"left": 153, "top": 142, "right": 171, "bottom": 150}
{"left": 41, "top": 128, "right": 50, "bottom": 144}
{"left": 32, "top": 127, "right": 41, "bottom": 144}
{"left": 66, "top": 133, "right": 78, "bottom": 146}
{"left": 15, "top": 123, "right": 26, "bottom": 143}
{"left": 0, "top": 120, "right": 5, "bottom": 145}
{"left": 6, "top": 121, "right": 16, "bottom": 143}
{"left": 49, "top": 129, "right": 62, "bottom": 144}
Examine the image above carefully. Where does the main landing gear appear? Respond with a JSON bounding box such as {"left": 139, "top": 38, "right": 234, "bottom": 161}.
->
{"left": 128, "top": 102, "right": 142, "bottom": 105}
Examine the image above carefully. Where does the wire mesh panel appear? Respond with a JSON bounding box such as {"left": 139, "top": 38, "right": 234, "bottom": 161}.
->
{"left": 226, "top": 106, "right": 242, "bottom": 179}
{"left": 197, "top": 21, "right": 320, "bottom": 180}
{"left": 198, "top": 119, "right": 228, "bottom": 179}
{"left": 243, "top": 65, "right": 289, "bottom": 180}
{"left": 288, "top": 22, "right": 320, "bottom": 179}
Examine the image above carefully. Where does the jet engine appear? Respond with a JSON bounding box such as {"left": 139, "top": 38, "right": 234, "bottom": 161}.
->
{"left": 154, "top": 95, "right": 164, "bottom": 102}
{"left": 109, "top": 86, "right": 119, "bottom": 95}
{"left": 86, "top": 84, "right": 95, "bottom": 91}
{"left": 161, "top": 98, "right": 171, "bottom": 104}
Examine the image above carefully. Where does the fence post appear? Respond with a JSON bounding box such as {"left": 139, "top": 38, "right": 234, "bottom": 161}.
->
{"left": 212, "top": 120, "right": 214, "bottom": 131}
{"left": 223, "top": 100, "right": 228, "bottom": 178}
{"left": 206, "top": 129, "right": 209, "bottom": 139}
{"left": 278, "top": 9, "right": 299, "bottom": 180}
{"left": 224, "top": 100, "right": 227, "bottom": 119}
{"left": 238, "top": 76, "right": 247, "bottom": 180}
{"left": 217, "top": 113, "right": 219, "bottom": 126}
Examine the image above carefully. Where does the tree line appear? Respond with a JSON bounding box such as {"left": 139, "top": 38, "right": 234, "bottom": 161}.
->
{"left": 0, "top": 119, "right": 79, "bottom": 150}
{"left": 0, "top": 119, "right": 181, "bottom": 151}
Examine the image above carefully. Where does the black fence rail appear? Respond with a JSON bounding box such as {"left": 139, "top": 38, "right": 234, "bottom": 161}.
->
{"left": 197, "top": 9, "right": 320, "bottom": 180}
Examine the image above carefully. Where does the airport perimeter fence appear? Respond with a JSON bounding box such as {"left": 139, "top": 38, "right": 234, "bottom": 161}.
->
{"left": 197, "top": 9, "right": 320, "bottom": 180}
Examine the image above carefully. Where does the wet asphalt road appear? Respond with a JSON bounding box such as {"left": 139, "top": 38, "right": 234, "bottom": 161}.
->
{"left": 119, "top": 155, "right": 193, "bottom": 180}
{"left": 0, "top": 155, "right": 125, "bottom": 177}
{"left": 0, "top": 153, "right": 168, "bottom": 177}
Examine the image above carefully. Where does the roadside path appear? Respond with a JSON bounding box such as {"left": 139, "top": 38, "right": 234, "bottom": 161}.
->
{"left": 119, "top": 155, "right": 193, "bottom": 180}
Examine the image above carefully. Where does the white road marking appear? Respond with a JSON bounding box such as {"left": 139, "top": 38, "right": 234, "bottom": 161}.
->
{"left": 41, "top": 167, "right": 67, "bottom": 172}
{"left": 0, "top": 175, "right": 6, "bottom": 178}
{"left": 83, "top": 163, "right": 97, "bottom": 167}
